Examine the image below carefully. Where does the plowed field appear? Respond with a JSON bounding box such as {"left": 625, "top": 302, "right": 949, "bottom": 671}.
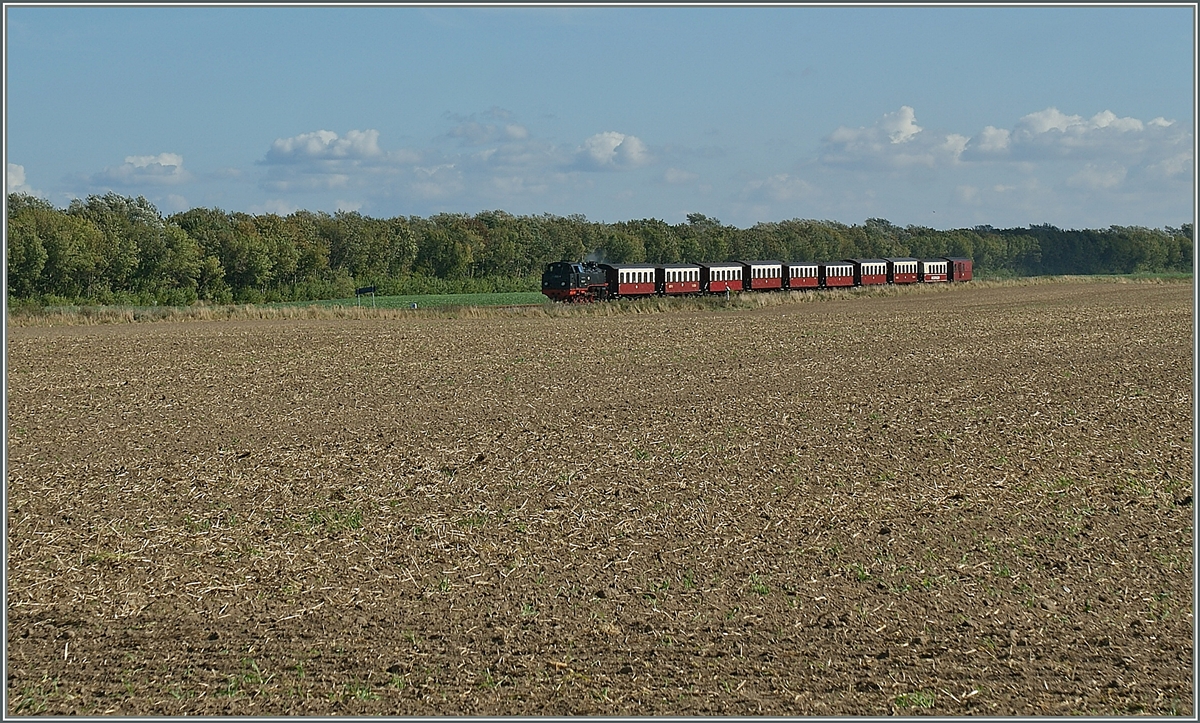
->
{"left": 5, "top": 279, "right": 1193, "bottom": 715}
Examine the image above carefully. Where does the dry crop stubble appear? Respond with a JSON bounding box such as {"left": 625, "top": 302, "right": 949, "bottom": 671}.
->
{"left": 5, "top": 279, "right": 1193, "bottom": 715}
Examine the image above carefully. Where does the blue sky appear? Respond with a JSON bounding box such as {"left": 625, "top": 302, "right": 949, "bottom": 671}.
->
{"left": 4, "top": 4, "right": 1195, "bottom": 230}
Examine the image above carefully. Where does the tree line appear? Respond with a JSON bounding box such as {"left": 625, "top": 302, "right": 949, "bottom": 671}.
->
{"left": 6, "top": 192, "right": 1192, "bottom": 306}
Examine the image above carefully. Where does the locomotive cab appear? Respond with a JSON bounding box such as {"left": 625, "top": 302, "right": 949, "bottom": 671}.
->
{"left": 541, "top": 261, "right": 609, "bottom": 302}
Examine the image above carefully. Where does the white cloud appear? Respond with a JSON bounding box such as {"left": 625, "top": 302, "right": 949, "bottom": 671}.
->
{"left": 821, "top": 106, "right": 969, "bottom": 169}
{"left": 1014, "top": 107, "right": 1147, "bottom": 137}
{"left": 1089, "top": 110, "right": 1143, "bottom": 132}
{"left": 334, "top": 199, "right": 363, "bottom": 212}
{"left": 128, "top": 152, "right": 183, "bottom": 168}
{"left": 575, "top": 131, "right": 652, "bottom": 170}
{"left": 958, "top": 106, "right": 1191, "bottom": 177}
{"left": 92, "top": 152, "right": 191, "bottom": 186}
{"left": 1146, "top": 151, "right": 1193, "bottom": 178}
{"left": 1007, "top": 107, "right": 1159, "bottom": 160}
{"left": 879, "top": 106, "right": 922, "bottom": 143}
{"left": 165, "top": 194, "right": 190, "bottom": 212}
{"left": 252, "top": 117, "right": 658, "bottom": 208}
{"left": 941, "top": 134, "right": 969, "bottom": 159}
{"left": 259, "top": 129, "right": 421, "bottom": 195}
{"left": 974, "top": 126, "right": 1011, "bottom": 153}
{"left": 7, "top": 163, "right": 38, "bottom": 195}
{"left": 1018, "top": 107, "right": 1082, "bottom": 134}
{"left": 265, "top": 129, "right": 383, "bottom": 162}
{"left": 828, "top": 105, "right": 921, "bottom": 148}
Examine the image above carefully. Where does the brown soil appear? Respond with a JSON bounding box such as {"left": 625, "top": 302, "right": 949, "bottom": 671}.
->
{"left": 5, "top": 279, "right": 1193, "bottom": 715}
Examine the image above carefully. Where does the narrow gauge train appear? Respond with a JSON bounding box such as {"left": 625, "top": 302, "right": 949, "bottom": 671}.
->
{"left": 541, "top": 257, "right": 972, "bottom": 302}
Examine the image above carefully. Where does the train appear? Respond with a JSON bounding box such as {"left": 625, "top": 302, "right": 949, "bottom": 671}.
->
{"left": 541, "top": 257, "right": 973, "bottom": 302}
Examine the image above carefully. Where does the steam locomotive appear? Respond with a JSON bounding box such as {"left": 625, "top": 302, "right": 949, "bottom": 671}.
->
{"left": 541, "top": 257, "right": 973, "bottom": 302}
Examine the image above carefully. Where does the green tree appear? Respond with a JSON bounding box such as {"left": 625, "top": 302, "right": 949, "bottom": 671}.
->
{"left": 6, "top": 194, "right": 52, "bottom": 298}
{"left": 67, "top": 192, "right": 159, "bottom": 293}
{"left": 598, "top": 228, "right": 646, "bottom": 263}
{"left": 622, "top": 219, "right": 680, "bottom": 263}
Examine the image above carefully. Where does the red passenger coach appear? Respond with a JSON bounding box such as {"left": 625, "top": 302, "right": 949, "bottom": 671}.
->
{"left": 600, "top": 263, "right": 657, "bottom": 297}
{"left": 945, "top": 257, "right": 973, "bottom": 282}
{"left": 919, "top": 259, "right": 948, "bottom": 283}
{"left": 819, "top": 262, "right": 855, "bottom": 288}
{"left": 785, "top": 262, "right": 818, "bottom": 289}
{"left": 885, "top": 257, "right": 919, "bottom": 284}
{"left": 657, "top": 264, "right": 702, "bottom": 295}
{"left": 702, "top": 263, "right": 743, "bottom": 293}
{"left": 846, "top": 258, "right": 887, "bottom": 285}
{"left": 741, "top": 261, "right": 784, "bottom": 291}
